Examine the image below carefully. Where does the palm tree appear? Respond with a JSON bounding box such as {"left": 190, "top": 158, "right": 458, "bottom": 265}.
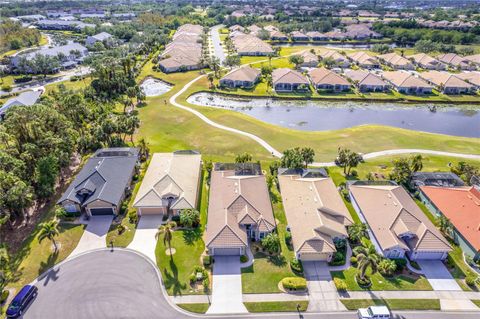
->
{"left": 347, "top": 223, "right": 368, "bottom": 244}
{"left": 156, "top": 221, "right": 177, "bottom": 257}
{"left": 353, "top": 238, "right": 381, "bottom": 281}
{"left": 207, "top": 73, "right": 214, "bottom": 89}
{"left": 38, "top": 220, "right": 60, "bottom": 252}
{"left": 410, "top": 154, "right": 423, "bottom": 172}
{"left": 437, "top": 215, "right": 453, "bottom": 237}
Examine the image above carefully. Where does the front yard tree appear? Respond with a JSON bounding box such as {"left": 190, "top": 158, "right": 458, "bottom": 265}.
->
{"left": 353, "top": 238, "right": 380, "bottom": 282}
{"left": 288, "top": 55, "right": 304, "bottom": 69}
{"left": 38, "top": 220, "right": 60, "bottom": 252}
{"left": 300, "top": 147, "right": 315, "bottom": 168}
{"left": 156, "top": 221, "right": 177, "bottom": 257}
{"left": 180, "top": 209, "right": 200, "bottom": 228}
{"left": 347, "top": 223, "right": 368, "bottom": 244}
{"left": 235, "top": 152, "right": 252, "bottom": 163}
{"left": 378, "top": 259, "right": 397, "bottom": 277}
{"left": 261, "top": 233, "right": 281, "bottom": 254}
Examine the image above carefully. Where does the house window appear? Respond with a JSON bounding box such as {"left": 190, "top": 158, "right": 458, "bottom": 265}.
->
{"left": 259, "top": 232, "right": 266, "bottom": 239}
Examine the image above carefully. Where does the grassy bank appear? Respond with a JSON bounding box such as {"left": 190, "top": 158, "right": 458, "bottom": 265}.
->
{"left": 341, "top": 299, "right": 441, "bottom": 310}
{"left": 244, "top": 301, "right": 309, "bottom": 312}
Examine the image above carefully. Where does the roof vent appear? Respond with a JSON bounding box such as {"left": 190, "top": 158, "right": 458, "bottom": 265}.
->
{"left": 393, "top": 201, "right": 398, "bottom": 206}
{"left": 387, "top": 193, "right": 392, "bottom": 198}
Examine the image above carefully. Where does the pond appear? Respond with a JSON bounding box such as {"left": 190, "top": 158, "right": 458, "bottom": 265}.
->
{"left": 140, "top": 77, "right": 173, "bottom": 97}
{"left": 187, "top": 93, "right": 480, "bottom": 138}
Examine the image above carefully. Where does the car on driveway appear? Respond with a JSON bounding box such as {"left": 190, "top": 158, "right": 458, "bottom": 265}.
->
{"left": 6, "top": 285, "right": 38, "bottom": 318}
{"left": 358, "top": 305, "right": 390, "bottom": 318}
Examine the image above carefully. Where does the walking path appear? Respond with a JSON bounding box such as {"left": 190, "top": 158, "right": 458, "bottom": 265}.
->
{"left": 170, "top": 76, "right": 480, "bottom": 163}
{"left": 68, "top": 216, "right": 112, "bottom": 258}
{"left": 127, "top": 215, "right": 164, "bottom": 264}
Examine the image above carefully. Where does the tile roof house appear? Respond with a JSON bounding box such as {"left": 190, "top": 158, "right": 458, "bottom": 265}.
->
{"left": 272, "top": 68, "right": 309, "bottom": 92}
{"left": 133, "top": 151, "right": 201, "bottom": 216}
{"left": 205, "top": 164, "right": 276, "bottom": 256}
{"left": 247, "top": 24, "right": 262, "bottom": 36}
{"left": 349, "top": 182, "right": 451, "bottom": 260}
{"left": 419, "top": 71, "right": 474, "bottom": 94}
{"left": 437, "top": 53, "right": 476, "bottom": 71}
{"left": 270, "top": 30, "right": 288, "bottom": 41}
{"left": 290, "top": 31, "right": 309, "bottom": 42}
{"left": 344, "top": 69, "right": 390, "bottom": 92}
{"left": 308, "top": 67, "right": 350, "bottom": 92}
{"left": 264, "top": 25, "right": 279, "bottom": 32}
{"left": 229, "top": 25, "right": 245, "bottom": 32}
{"left": 0, "top": 90, "right": 42, "bottom": 118}
{"left": 306, "top": 31, "right": 328, "bottom": 41}
{"left": 219, "top": 66, "right": 261, "bottom": 88}
{"left": 411, "top": 172, "right": 465, "bottom": 189}
{"left": 465, "top": 54, "right": 480, "bottom": 66}
{"left": 344, "top": 24, "right": 382, "bottom": 40}
{"left": 377, "top": 53, "right": 415, "bottom": 70}
{"left": 278, "top": 169, "right": 353, "bottom": 261}
{"left": 58, "top": 148, "right": 139, "bottom": 216}
{"left": 85, "top": 32, "right": 113, "bottom": 46}
{"left": 456, "top": 72, "right": 480, "bottom": 88}
{"left": 419, "top": 186, "right": 480, "bottom": 261}
{"left": 381, "top": 71, "right": 434, "bottom": 94}
{"left": 322, "top": 30, "right": 347, "bottom": 40}
{"left": 408, "top": 53, "right": 447, "bottom": 70}
{"left": 318, "top": 50, "right": 350, "bottom": 68}
{"left": 294, "top": 50, "right": 319, "bottom": 68}
{"left": 347, "top": 51, "right": 380, "bottom": 69}
{"left": 232, "top": 34, "right": 274, "bottom": 56}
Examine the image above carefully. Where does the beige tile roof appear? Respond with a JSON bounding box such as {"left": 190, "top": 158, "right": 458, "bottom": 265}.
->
{"left": 295, "top": 50, "right": 319, "bottom": 64}
{"left": 221, "top": 66, "right": 260, "bottom": 82}
{"left": 378, "top": 53, "right": 414, "bottom": 68}
{"left": 278, "top": 174, "right": 352, "bottom": 256}
{"left": 456, "top": 72, "right": 480, "bottom": 86}
{"left": 264, "top": 25, "right": 279, "bottom": 32}
{"left": 465, "top": 54, "right": 480, "bottom": 64}
{"left": 382, "top": 71, "right": 433, "bottom": 89}
{"left": 420, "top": 71, "right": 474, "bottom": 89}
{"left": 344, "top": 70, "right": 388, "bottom": 87}
{"left": 349, "top": 184, "right": 451, "bottom": 253}
{"left": 319, "top": 49, "right": 348, "bottom": 62}
{"left": 270, "top": 30, "right": 287, "bottom": 38}
{"left": 232, "top": 34, "right": 274, "bottom": 54}
{"left": 408, "top": 53, "right": 444, "bottom": 68}
{"left": 437, "top": 53, "right": 471, "bottom": 68}
{"left": 133, "top": 153, "right": 201, "bottom": 209}
{"left": 308, "top": 67, "right": 350, "bottom": 86}
{"left": 347, "top": 51, "right": 378, "bottom": 66}
{"left": 290, "top": 31, "right": 308, "bottom": 38}
{"left": 206, "top": 170, "right": 275, "bottom": 249}
{"left": 159, "top": 24, "right": 203, "bottom": 69}
{"left": 272, "top": 68, "right": 309, "bottom": 85}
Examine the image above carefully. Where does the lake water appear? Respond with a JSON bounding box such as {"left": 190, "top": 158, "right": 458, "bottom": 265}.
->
{"left": 140, "top": 78, "right": 173, "bottom": 97}
{"left": 187, "top": 93, "right": 480, "bottom": 138}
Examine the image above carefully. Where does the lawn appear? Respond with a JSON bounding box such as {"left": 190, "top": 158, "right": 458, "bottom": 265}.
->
{"left": 331, "top": 266, "right": 432, "bottom": 291}
{"left": 177, "top": 303, "right": 209, "bottom": 313}
{"left": 472, "top": 300, "right": 480, "bottom": 308}
{"left": 446, "top": 244, "right": 480, "bottom": 291}
{"left": 340, "top": 299, "right": 441, "bottom": 310}
{"left": 244, "top": 301, "right": 309, "bottom": 312}
{"left": 155, "top": 230, "right": 205, "bottom": 296}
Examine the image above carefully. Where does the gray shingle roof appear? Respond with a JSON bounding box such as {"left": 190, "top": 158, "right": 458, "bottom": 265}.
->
{"left": 1, "top": 90, "right": 42, "bottom": 115}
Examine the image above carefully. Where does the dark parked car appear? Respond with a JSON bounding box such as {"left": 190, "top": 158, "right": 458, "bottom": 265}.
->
{"left": 6, "top": 285, "right": 38, "bottom": 318}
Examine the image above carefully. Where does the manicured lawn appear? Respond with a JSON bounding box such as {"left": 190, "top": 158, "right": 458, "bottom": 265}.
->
{"left": 155, "top": 230, "right": 205, "bottom": 296}
{"left": 446, "top": 245, "right": 480, "bottom": 291}
{"left": 341, "top": 299, "right": 440, "bottom": 310}
{"left": 244, "top": 301, "right": 309, "bottom": 312}
{"left": 177, "top": 303, "right": 209, "bottom": 313}
{"left": 331, "top": 266, "right": 432, "bottom": 291}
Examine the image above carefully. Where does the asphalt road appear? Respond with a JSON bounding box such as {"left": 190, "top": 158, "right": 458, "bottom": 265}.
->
{"left": 22, "top": 249, "right": 479, "bottom": 319}
{"left": 210, "top": 25, "right": 226, "bottom": 65}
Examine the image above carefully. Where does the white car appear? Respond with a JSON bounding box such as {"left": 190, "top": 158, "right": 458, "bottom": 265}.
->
{"left": 358, "top": 306, "right": 391, "bottom": 318}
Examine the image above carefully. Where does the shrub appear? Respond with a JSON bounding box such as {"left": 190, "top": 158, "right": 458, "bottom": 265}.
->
{"left": 333, "top": 238, "right": 346, "bottom": 250}
{"left": 120, "top": 201, "right": 128, "bottom": 215}
{"left": 355, "top": 274, "right": 371, "bottom": 287}
{"left": 1, "top": 85, "right": 12, "bottom": 92}
{"left": 171, "top": 215, "right": 181, "bottom": 223}
{"left": 290, "top": 258, "right": 303, "bottom": 273}
{"left": 334, "top": 278, "right": 347, "bottom": 292}
{"left": 465, "top": 274, "right": 477, "bottom": 286}
{"left": 117, "top": 223, "right": 126, "bottom": 234}
{"left": 240, "top": 255, "right": 249, "bottom": 263}
{"left": 128, "top": 210, "right": 138, "bottom": 224}
{"left": 0, "top": 290, "right": 9, "bottom": 304}
{"left": 189, "top": 273, "right": 197, "bottom": 283}
{"left": 329, "top": 252, "right": 346, "bottom": 266}
{"left": 350, "top": 256, "right": 358, "bottom": 266}
{"left": 285, "top": 231, "right": 292, "bottom": 246}
{"left": 281, "top": 277, "right": 307, "bottom": 291}
{"left": 202, "top": 277, "right": 210, "bottom": 289}
{"left": 378, "top": 259, "right": 397, "bottom": 277}
{"left": 202, "top": 255, "right": 212, "bottom": 266}
{"left": 392, "top": 258, "right": 407, "bottom": 272}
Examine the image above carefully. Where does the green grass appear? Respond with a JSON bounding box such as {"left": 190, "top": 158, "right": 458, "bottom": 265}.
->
{"left": 177, "top": 303, "right": 209, "bottom": 313}
{"left": 446, "top": 244, "right": 480, "bottom": 291}
{"left": 244, "top": 301, "right": 309, "bottom": 312}
{"left": 341, "top": 299, "right": 440, "bottom": 310}
{"left": 155, "top": 230, "right": 205, "bottom": 296}
{"left": 331, "top": 266, "right": 432, "bottom": 291}
{"left": 471, "top": 300, "right": 480, "bottom": 308}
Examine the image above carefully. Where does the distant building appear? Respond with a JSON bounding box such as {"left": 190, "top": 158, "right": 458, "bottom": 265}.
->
{"left": 36, "top": 19, "right": 95, "bottom": 31}
{"left": 0, "top": 90, "right": 42, "bottom": 119}
{"left": 85, "top": 32, "right": 113, "bottom": 46}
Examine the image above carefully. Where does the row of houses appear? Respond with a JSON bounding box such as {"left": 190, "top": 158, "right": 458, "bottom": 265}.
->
{"left": 35, "top": 19, "right": 95, "bottom": 31}
{"left": 158, "top": 24, "right": 204, "bottom": 73}
{"left": 59, "top": 149, "right": 479, "bottom": 262}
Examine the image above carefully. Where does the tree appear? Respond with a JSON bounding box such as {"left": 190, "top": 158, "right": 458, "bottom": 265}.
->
{"left": 225, "top": 54, "right": 240, "bottom": 68}
{"left": 347, "top": 223, "right": 368, "bottom": 244}
{"left": 38, "top": 220, "right": 60, "bottom": 252}
{"left": 322, "top": 56, "right": 335, "bottom": 68}
{"left": 179, "top": 209, "right": 200, "bottom": 228}
{"left": 437, "top": 215, "right": 453, "bottom": 237}
{"left": 378, "top": 259, "right": 397, "bottom": 277}
{"left": 410, "top": 154, "right": 423, "bottom": 173}
{"left": 235, "top": 152, "right": 252, "bottom": 163}
{"left": 281, "top": 148, "right": 304, "bottom": 169}
{"left": 31, "top": 54, "right": 61, "bottom": 78}
{"left": 207, "top": 73, "right": 214, "bottom": 88}
{"left": 353, "top": 237, "right": 381, "bottom": 281}
{"left": 335, "top": 148, "right": 363, "bottom": 176}
{"left": 156, "top": 221, "right": 177, "bottom": 257}
{"left": 137, "top": 138, "right": 150, "bottom": 161}
{"left": 390, "top": 157, "right": 411, "bottom": 186}
{"left": 261, "top": 233, "right": 281, "bottom": 254}
{"left": 0, "top": 245, "right": 9, "bottom": 288}
{"left": 300, "top": 147, "right": 315, "bottom": 168}
{"left": 0, "top": 170, "right": 34, "bottom": 224}
{"left": 451, "top": 161, "right": 478, "bottom": 185}
{"left": 371, "top": 44, "right": 392, "bottom": 54}
{"left": 209, "top": 57, "right": 221, "bottom": 78}
{"left": 34, "top": 155, "right": 59, "bottom": 199}
{"left": 288, "top": 55, "right": 304, "bottom": 69}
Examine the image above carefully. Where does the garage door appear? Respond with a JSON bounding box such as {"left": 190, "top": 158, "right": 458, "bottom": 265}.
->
{"left": 140, "top": 207, "right": 165, "bottom": 215}
{"left": 300, "top": 253, "right": 330, "bottom": 261}
{"left": 213, "top": 248, "right": 241, "bottom": 256}
{"left": 90, "top": 208, "right": 114, "bottom": 215}
{"left": 414, "top": 251, "right": 445, "bottom": 260}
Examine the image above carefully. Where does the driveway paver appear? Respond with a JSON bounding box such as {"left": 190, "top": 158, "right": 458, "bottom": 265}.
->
{"left": 303, "top": 261, "right": 346, "bottom": 312}
{"left": 417, "top": 260, "right": 462, "bottom": 291}
{"left": 68, "top": 216, "right": 113, "bottom": 258}
{"left": 127, "top": 215, "right": 164, "bottom": 264}
{"left": 206, "top": 256, "right": 248, "bottom": 314}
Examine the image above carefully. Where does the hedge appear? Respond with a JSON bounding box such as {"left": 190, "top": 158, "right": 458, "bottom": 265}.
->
{"left": 281, "top": 277, "right": 307, "bottom": 291}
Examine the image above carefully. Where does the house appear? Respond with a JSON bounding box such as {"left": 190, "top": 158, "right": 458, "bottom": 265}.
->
{"left": 247, "top": 24, "right": 262, "bottom": 36}
{"left": 272, "top": 68, "right": 309, "bottom": 92}
{"left": 410, "top": 172, "right": 465, "bottom": 190}
{"left": 318, "top": 50, "right": 350, "bottom": 68}
{"left": 306, "top": 31, "right": 328, "bottom": 41}
{"left": 419, "top": 186, "right": 480, "bottom": 261}
{"left": 322, "top": 30, "right": 347, "bottom": 40}
{"left": 456, "top": 72, "right": 480, "bottom": 88}
{"left": 377, "top": 53, "right": 415, "bottom": 70}
{"left": 264, "top": 25, "right": 278, "bottom": 32}
{"left": 408, "top": 53, "right": 446, "bottom": 70}
{"left": 132, "top": 151, "right": 201, "bottom": 217}
{"left": 270, "top": 30, "right": 288, "bottom": 41}
{"left": 344, "top": 70, "right": 390, "bottom": 92}
{"left": 229, "top": 25, "right": 245, "bottom": 32}
{"left": 111, "top": 13, "right": 136, "bottom": 20}
{"left": 308, "top": 67, "right": 350, "bottom": 92}
{"left": 344, "top": 24, "right": 382, "bottom": 40}
{"left": 85, "top": 32, "right": 113, "bottom": 46}
{"left": 294, "top": 51, "right": 319, "bottom": 68}
{"left": 58, "top": 148, "right": 139, "bottom": 216}
{"left": 205, "top": 163, "right": 276, "bottom": 256}
{"left": 347, "top": 51, "right": 380, "bottom": 69}
{"left": 437, "top": 53, "right": 476, "bottom": 71}
{"left": 278, "top": 168, "right": 353, "bottom": 261}
{"left": 381, "top": 71, "right": 434, "bottom": 94}
{"left": 232, "top": 34, "right": 274, "bottom": 56}
{"left": 349, "top": 181, "right": 451, "bottom": 260}
{"left": 290, "top": 31, "right": 309, "bottom": 42}
{"left": 0, "top": 90, "right": 42, "bottom": 119}
{"left": 419, "top": 71, "right": 474, "bottom": 94}
{"left": 36, "top": 19, "right": 94, "bottom": 31}
{"left": 219, "top": 66, "right": 261, "bottom": 88}
{"left": 465, "top": 54, "right": 480, "bottom": 67}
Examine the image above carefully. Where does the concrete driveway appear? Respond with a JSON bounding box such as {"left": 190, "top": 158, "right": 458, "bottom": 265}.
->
{"left": 417, "top": 260, "right": 462, "bottom": 291}
{"left": 127, "top": 215, "right": 163, "bottom": 263}
{"left": 69, "top": 216, "right": 113, "bottom": 258}
{"left": 303, "top": 261, "right": 346, "bottom": 312}
{"left": 206, "top": 256, "right": 248, "bottom": 314}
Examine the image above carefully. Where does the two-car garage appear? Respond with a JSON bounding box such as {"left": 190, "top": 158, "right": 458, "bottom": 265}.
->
{"left": 89, "top": 207, "right": 115, "bottom": 216}
{"left": 210, "top": 247, "right": 244, "bottom": 256}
